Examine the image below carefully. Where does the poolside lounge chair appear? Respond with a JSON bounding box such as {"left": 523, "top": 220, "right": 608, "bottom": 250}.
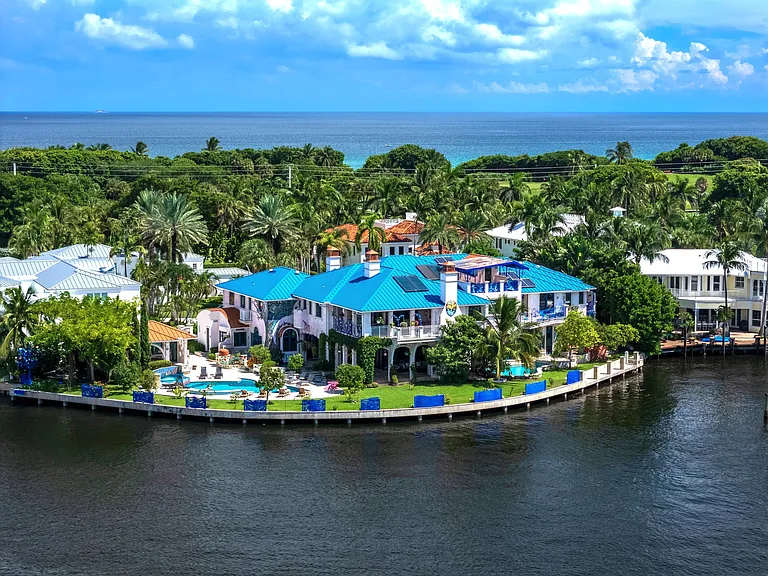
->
{"left": 257, "top": 389, "right": 267, "bottom": 399}
{"left": 199, "top": 366, "right": 208, "bottom": 379}
{"left": 277, "top": 387, "right": 289, "bottom": 398}
{"left": 298, "top": 387, "right": 310, "bottom": 398}
{"left": 214, "top": 366, "right": 223, "bottom": 379}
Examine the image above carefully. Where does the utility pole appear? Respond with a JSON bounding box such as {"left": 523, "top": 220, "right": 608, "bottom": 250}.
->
{"left": 288, "top": 164, "right": 292, "bottom": 189}
{"left": 13, "top": 162, "right": 17, "bottom": 176}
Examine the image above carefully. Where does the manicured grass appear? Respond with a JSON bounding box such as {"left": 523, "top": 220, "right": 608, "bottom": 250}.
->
{"left": 54, "top": 363, "right": 607, "bottom": 412}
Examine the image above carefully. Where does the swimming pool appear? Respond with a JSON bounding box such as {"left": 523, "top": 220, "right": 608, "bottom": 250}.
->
{"left": 501, "top": 365, "right": 531, "bottom": 377}
{"left": 185, "top": 380, "right": 300, "bottom": 395}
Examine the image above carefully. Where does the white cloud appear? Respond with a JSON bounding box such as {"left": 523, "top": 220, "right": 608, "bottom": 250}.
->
{"left": 727, "top": 60, "right": 754, "bottom": 84}
{"left": 75, "top": 13, "right": 168, "bottom": 49}
{"left": 577, "top": 57, "right": 598, "bottom": 67}
{"left": 497, "top": 48, "right": 546, "bottom": 63}
{"left": 346, "top": 41, "right": 401, "bottom": 60}
{"left": 266, "top": 0, "right": 293, "bottom": 13}
{"left": 614, "top": 68, "right": 658, "bottom": 91}
{"left": 276, "top": 64, "right": 291, "bottom": 73}
{"left": 215, "top": 16, "right": 240, "bottom": 29}
{"left": 558, "top": 79, "right": 608, "bottom": 93}
{"left": 71, "top": 0, "right": 95, "bottom": 6}
{"left": 474, "top": 23, "right": 524, "bottom": 46}
{"left": 26, "top": 0, "right": 46, "bottom": 8}
{"left": 475, "top": 80, "right": 549, "bottom": 94}
{"left": 420, "top": 0, "right": 464, "bottom": 23}
{"left": 422, "top": 25, "right": 456, "bottom": 47}
{"left": 446, "top": 82, "right": 468, "bottom": 94}
{"left": 762, "top": 47, "right": 768, "bottom": 55}
{"left": 177, "top": 34, "right": 195, "bottom": 49}
{"left": 632, "top": 33, "right": 731, "bottom": 86}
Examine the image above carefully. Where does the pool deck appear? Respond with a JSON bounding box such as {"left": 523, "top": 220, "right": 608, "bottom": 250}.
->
{"left": 1, "top": 354, "right": 644, "bottom": 425}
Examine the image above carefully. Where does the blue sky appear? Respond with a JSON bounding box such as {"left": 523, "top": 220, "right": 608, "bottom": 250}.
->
{"left": 2, "top": 0, "right": 768, "bottom": 111}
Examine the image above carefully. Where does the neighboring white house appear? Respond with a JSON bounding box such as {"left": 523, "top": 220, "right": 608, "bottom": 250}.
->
{"left": 486, "top": 214, "right": 585, "bottom": 258}
{"left": 640, "top": 249, "right": 768, "bottom": 332}
{"left": 0, "top": 257, "right": 141, "bottom": 301}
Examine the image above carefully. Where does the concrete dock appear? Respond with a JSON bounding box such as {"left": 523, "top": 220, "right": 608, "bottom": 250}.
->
{"left": 1, "top": 354, "right": 644, "bottom": 425}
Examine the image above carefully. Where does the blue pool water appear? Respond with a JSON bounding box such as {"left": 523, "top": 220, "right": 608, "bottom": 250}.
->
{"left": 185, "top": 380, "right": 301, "bottom": 395}
{"left": 501, "top": 365, "right": 531, "bottom": 377}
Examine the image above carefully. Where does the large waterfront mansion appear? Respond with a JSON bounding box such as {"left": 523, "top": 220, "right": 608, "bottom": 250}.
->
{"left": 196, "top": 250, "right": 596, "bottom": 379}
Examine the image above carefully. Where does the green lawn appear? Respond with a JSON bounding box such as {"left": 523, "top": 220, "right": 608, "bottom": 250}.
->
{"left": 56, "top": 363, "right": 603, "bottom": 412}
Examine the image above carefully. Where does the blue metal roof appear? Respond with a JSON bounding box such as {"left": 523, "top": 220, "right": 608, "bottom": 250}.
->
{"left": 518, "top": 261, "right": 595, "bottom": 293}
{"left": 292, "top": 255, "right": 490, "bottom": 312}
{"left": 217, "top": 266, "right": 309, "bottom": 302}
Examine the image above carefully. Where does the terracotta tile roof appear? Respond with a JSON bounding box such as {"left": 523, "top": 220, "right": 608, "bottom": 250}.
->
{"left": 207, "top": 307, "right": 248, "bottom": 328}
{"left": 148, "top": 320, "right": 196, "bottom": 343}
{"left": 388, "top": 220, "right": 424, "bottom": 235}
{"left": 326, "top": 224, "right": 412, "bottom": 244}
{"left": 416, "top": 244, "right": 456, "bottom": 256}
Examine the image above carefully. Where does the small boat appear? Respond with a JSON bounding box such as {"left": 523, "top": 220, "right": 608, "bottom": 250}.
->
{"left": 94, "top": 109, "right": 107, "bottom": 113}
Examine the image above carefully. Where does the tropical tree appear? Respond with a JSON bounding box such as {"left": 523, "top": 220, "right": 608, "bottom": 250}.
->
{"left": 204, "top": 137, "right": 221, "bottom": 152}
{"left": 0, "top": 286, "right": 37, "bottom": 361}
{"left": 315, "top": 228, "right": 349, "bottom": 270}
{"left": 483, "top": 296, "right": 540, "bottom": 379}
{"left": 455, "top": 209, "right": 488, "bottom": 246}
{"left": 678, "top": 311, "right": 695, "bottom": 358}
{"left": 147, "top": 193, "right": 209, "bottom": 262}
{"left": 238, "top": 238, "right": 276, "bottom": 272}
{"left": 244, "top": 194, "right": 299, "bottom": 253}
{"left": 624, "top": 221, "right": 670, "bottom": 265}
{"left": 554, "top": 310, "right": 600, "bottom": 364}
{"left": 259, "top": 363, "right": 284, "bottom": 404}
{"left": 130, "top": 141, "right": 149, "bottom": 156}
{"left": 355, "top": 213, "right": 387, "bottom": 253}
{"left": 606, "top": 141, "right": 633, "bottom": 164}
{"left": 704, "top": 242, "right": 747, "bottom": 354}
{"left": 420, "top": 212, "right": 460, "bottom": 255}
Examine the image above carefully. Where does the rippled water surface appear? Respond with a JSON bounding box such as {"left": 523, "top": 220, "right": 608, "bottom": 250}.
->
{"left": 1, "top": 357, "right": 767, "bottom": 575}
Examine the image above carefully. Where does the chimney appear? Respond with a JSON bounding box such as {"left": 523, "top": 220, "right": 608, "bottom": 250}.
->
{"left": 326, "top": 247, "right": 341, "bottom": 272}
{"left": 440, "top": 262, "right": 458, "bottom": 305}
{"left": 405, "top": 212, "right": 417, "bottom": 221}
{"left": 364, "top": 250, "right": 380, "bottom": 278}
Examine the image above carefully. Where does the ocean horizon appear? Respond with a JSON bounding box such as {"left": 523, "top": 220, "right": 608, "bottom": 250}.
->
{"left": 3, "top": 111, "right": 768, "bottom": 168}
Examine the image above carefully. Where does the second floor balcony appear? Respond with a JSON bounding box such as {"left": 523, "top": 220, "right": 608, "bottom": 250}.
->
{"left": 239, "top": 308, "right": 252, "bottom": 323}
{"left": 370, "top": 324, "right": 442, "bottom": 341}
{"left": 521, "top": 303, "right": 594, "bottom": 324}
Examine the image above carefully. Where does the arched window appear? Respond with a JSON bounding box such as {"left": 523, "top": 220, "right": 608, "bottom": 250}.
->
{"left": 282, "top": 329, "right": 298, "bottom": 352}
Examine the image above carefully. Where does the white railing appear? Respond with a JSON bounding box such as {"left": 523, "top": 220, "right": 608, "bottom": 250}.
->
{"left": 670, "top": 288, "right": 726, "bottom": 298}
{"left": 370, "top": 324, "right": 442, "bottom": 340}
{"left": 239, "top": 308, "right": 252, "bottom": 322}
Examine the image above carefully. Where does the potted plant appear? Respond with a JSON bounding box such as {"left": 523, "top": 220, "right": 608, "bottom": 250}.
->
{"left": 400, "top": 321, "right": 408, "bottom": 328}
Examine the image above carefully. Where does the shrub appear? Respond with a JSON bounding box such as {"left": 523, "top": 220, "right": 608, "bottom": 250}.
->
{"left": 172, "top": 386, "right": 185, "bottom": 399}
{"left": 261, "top": 359, "right": 276, "bottom": 370}
{"left": 140, "top": 369, "right": 157, "bottom": 391}
{"left": 487, "top": 378, "right": 495, "bottom": 389}
{"left": 287, "top": 354, "right": 304, "bottom": 372}
{"left": 148, "top": 359, "right": 173, "bottom": 370}
{"left": 249, "top": 344, "right": 271, "bottom": 364}
{"left": 188, "top": 340, "right": 206, "bottom": 353}
{"left": 207, "top": 353, "right": 216, "bottom": 361}
{"left": 365, "top": 381, "right": 379, "bottom": 389}
{"left": 110, "top": 360, "right": 139, "bottom": 394}
{"left": 391, "top": 374, "right": 399, "bottom": 385}
{"left": 335, "top": 364, "right": 365, "bottom": 402}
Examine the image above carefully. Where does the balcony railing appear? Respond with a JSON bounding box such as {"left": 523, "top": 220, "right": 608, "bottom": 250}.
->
{"left": 521, "top": 303, "right": 594, "bottom": 324}
{"left": 468, "top": 280, "right": 521, "bottom": 296}
{"left": 239, "top": 308, "right": 252, "bottom": 322}
{"left": 370, "top": 324, "right": 442, "bottom": 340}
{"left": 332, "top": 316, "right": 363, "bottom": 338}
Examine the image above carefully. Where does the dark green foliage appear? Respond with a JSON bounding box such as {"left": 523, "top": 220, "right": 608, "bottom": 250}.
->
{"left": 355, "top": 336, "right": 391, "bottom": 384}
{"left": 462, "top": 236, "right": 501, "bottom": 257}
{"left": 110, "top": 359, "right": 139, "bottom": 394}
{"left": 425, "top": 315, "right": 488, "bottom": 383}
{"left": 248, "top": 344, "right": 271, "bottom": 364}
{"left": 457, "top": 149, "right": 605, "bottom": 172}
{"left": 287, "top": 353, "right": 304, "bottom": 372}
{"left": 362, "top": 144, "right": 449, "bottom": 170}
{"left": 188, "top": 340, "right": 205, "bottom": 353}
{"left": 140, "top": 301, "right": 151, "bottom": 370}
{"left": 603, "top": 274, "right": 677, "bottom": 355}
{"left": 334, "top": 363, "right": 366, "bottom": 401}
{"left": 148, "top": 359, "right": 172, "bottom": 370}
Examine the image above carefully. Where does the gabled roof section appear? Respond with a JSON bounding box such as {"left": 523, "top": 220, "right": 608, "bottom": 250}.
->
{"left": 326, "top": 223, "right": 413, "bottom": 244}
{"left": 216, "top": 266, "right": 308, "bottom": 302}
{"left": 518, "top": 261, "right": 595, "bottom": 294}
{"left": 0, "top": 276, "right": 21, "bottom": 289}
{"left": 388, "top": 219, "right": 424, "bottom": 235}
{"left": 39, "top": 244, "right": 112, "bottom": 260}
{"left": 0, "top": 260, "right": 57, "bottom": 279}
{"left": 148, "top": 320, "right": 196, "bottom": 343}
{"left": 34, "top": 261, "right": 140, "bottom": 291}
{"left": 207, "top": 267, "right": 250, "bottom": 279}
{"left": 207, "top": 307, "right": 248, "bottom": 328}
{"left": 293, "top": 254, "right": 489, "bottom": 312}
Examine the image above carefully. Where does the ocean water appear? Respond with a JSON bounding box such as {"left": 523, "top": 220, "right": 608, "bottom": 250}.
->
{"left": 1, "top": 357, "right": 767, "bottom": 575}
{"left": 2, "top": 112, "right": 768, "bottom": 168}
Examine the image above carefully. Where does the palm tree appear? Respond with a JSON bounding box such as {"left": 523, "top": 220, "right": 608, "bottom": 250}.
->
{"left": 0, "top": 286, "right": 37, "bottom": 361}
{"left": 238, "top": 238, "right": 275, "bottom": 272}
{"left": 301, "top": 143, "right": 315, "bottom": 161}
{"left": 204, "top": 137, "right": 221, "bottom": 152}
{"left": 244, "top": 194, "right": 299, "bottom": 254}
{"left": 624, "top": 221, "right": 670, "bottom": 265}
{"left": 455, "top": 210, "right": 488, "bottom": 246}
{"left": 87, "top": 143, "right": 112, "bottom": 151}
{"left": 216, "top": 194, "right": 248, "bottom": 236}
{"left": 146, "top": 193, "right": 209, "bottom": 262}
{"left": 484, "top": 296, "right": 540, "bottom": 379}
{"left": 678, "top": 311, "right": 694, "bottom": 358}
{"left": 420, "top": 213, "right": 459, "bottom": 255}
{"left": 355, "top": 213, "right": 387, "bottom": 254}
{"left": 315, "top": 228, "right": 349, "bottom": 270}
{"left": 606, "top": 141, "right": 633, "bottom": 164}
{"left": 130, "top": 141, "right": 149, "bottom": 156}
{"left": 314, "top": 146, "right": 337, "bottom": 167}
{"left": 499, "top": 173, "right": 530, "bottom": 204}
{"left": 704, "top": 242, "right": 747, "bottom": 355}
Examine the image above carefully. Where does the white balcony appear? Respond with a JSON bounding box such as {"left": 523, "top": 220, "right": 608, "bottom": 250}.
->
{"left": 669, "top": 288, "right": 763, "bottom": 302}
{"left": 370, "top": 324, "right": 442, "bottom": 341}
{"left": 239, "top": 308, "right": 252, "bottom": 322}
